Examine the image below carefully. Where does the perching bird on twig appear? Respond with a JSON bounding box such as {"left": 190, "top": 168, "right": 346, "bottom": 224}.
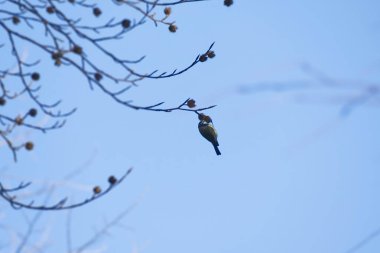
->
{"left": 198, "top": 114, "right": 221, "bottom": 156}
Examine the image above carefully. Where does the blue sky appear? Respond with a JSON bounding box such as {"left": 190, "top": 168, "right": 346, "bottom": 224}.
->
{"left": 1, "top": 1, "right": 380, "bottom": 253}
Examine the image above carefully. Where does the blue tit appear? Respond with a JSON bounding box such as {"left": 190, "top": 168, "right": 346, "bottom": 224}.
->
{"left": 198, "top": 120, "right": 221, "bottom": 155}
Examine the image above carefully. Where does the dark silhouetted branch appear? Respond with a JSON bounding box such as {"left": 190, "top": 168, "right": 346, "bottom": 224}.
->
{"left": 0, "top": 0, "right": 219, "bottom": 161}
{"left": 0, "top": 168, "right": 133, "bottom": 211}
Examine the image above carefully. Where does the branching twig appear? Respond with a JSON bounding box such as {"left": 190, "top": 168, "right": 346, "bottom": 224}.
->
{"left": 73, "top": 204, "right": 136, "bottom": 253}
{"left": 0, "top": 0, "right": 218, "bottom": 161}
{"left": 0, "top": 168, "right": 133, "bottom": 211}
{"left": 238, "top": 64, "right": 380, "bottom": 116}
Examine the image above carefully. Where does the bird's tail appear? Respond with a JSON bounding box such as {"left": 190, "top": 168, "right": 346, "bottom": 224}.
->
{"left": 213, "top": 144, "right": 221, "bottom": 156}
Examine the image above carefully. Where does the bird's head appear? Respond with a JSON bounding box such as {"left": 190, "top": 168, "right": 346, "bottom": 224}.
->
{"left": 198, "top": 113, "right": 212, "bottom": 124}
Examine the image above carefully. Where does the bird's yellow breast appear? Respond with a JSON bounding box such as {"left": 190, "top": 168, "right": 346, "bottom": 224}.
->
{"left": 199, "top": 123, "right": 218, "bottom": 144}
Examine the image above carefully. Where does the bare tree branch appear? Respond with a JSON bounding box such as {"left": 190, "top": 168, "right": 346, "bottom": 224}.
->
{"left": 0, "top": 168, "right": 133, "bottom": 211}
{"left": 343, "top": 227, "right": 380, "bottom": 253}
{"left": 0, "top": 0, "right": 218, "bottom": 161}
{"left": 237, "top": 64, "right": 380, "bottom": 116}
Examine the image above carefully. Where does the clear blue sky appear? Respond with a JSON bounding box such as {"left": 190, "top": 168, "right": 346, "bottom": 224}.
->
{"left": 2, "top": 1, "right": 380, "bottom": 253}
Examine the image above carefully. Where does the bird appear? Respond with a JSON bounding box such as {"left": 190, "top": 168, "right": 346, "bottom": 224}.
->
{"left": 198, "top": 118, "right": 221, "bottom": 156}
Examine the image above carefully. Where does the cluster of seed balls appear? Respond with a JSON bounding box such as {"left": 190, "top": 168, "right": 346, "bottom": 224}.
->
{"left": 0, "top": 72, "right": 42, "bottom": 152}
{"left": 93, "top": 175, "right": 118, "bottom": 194}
